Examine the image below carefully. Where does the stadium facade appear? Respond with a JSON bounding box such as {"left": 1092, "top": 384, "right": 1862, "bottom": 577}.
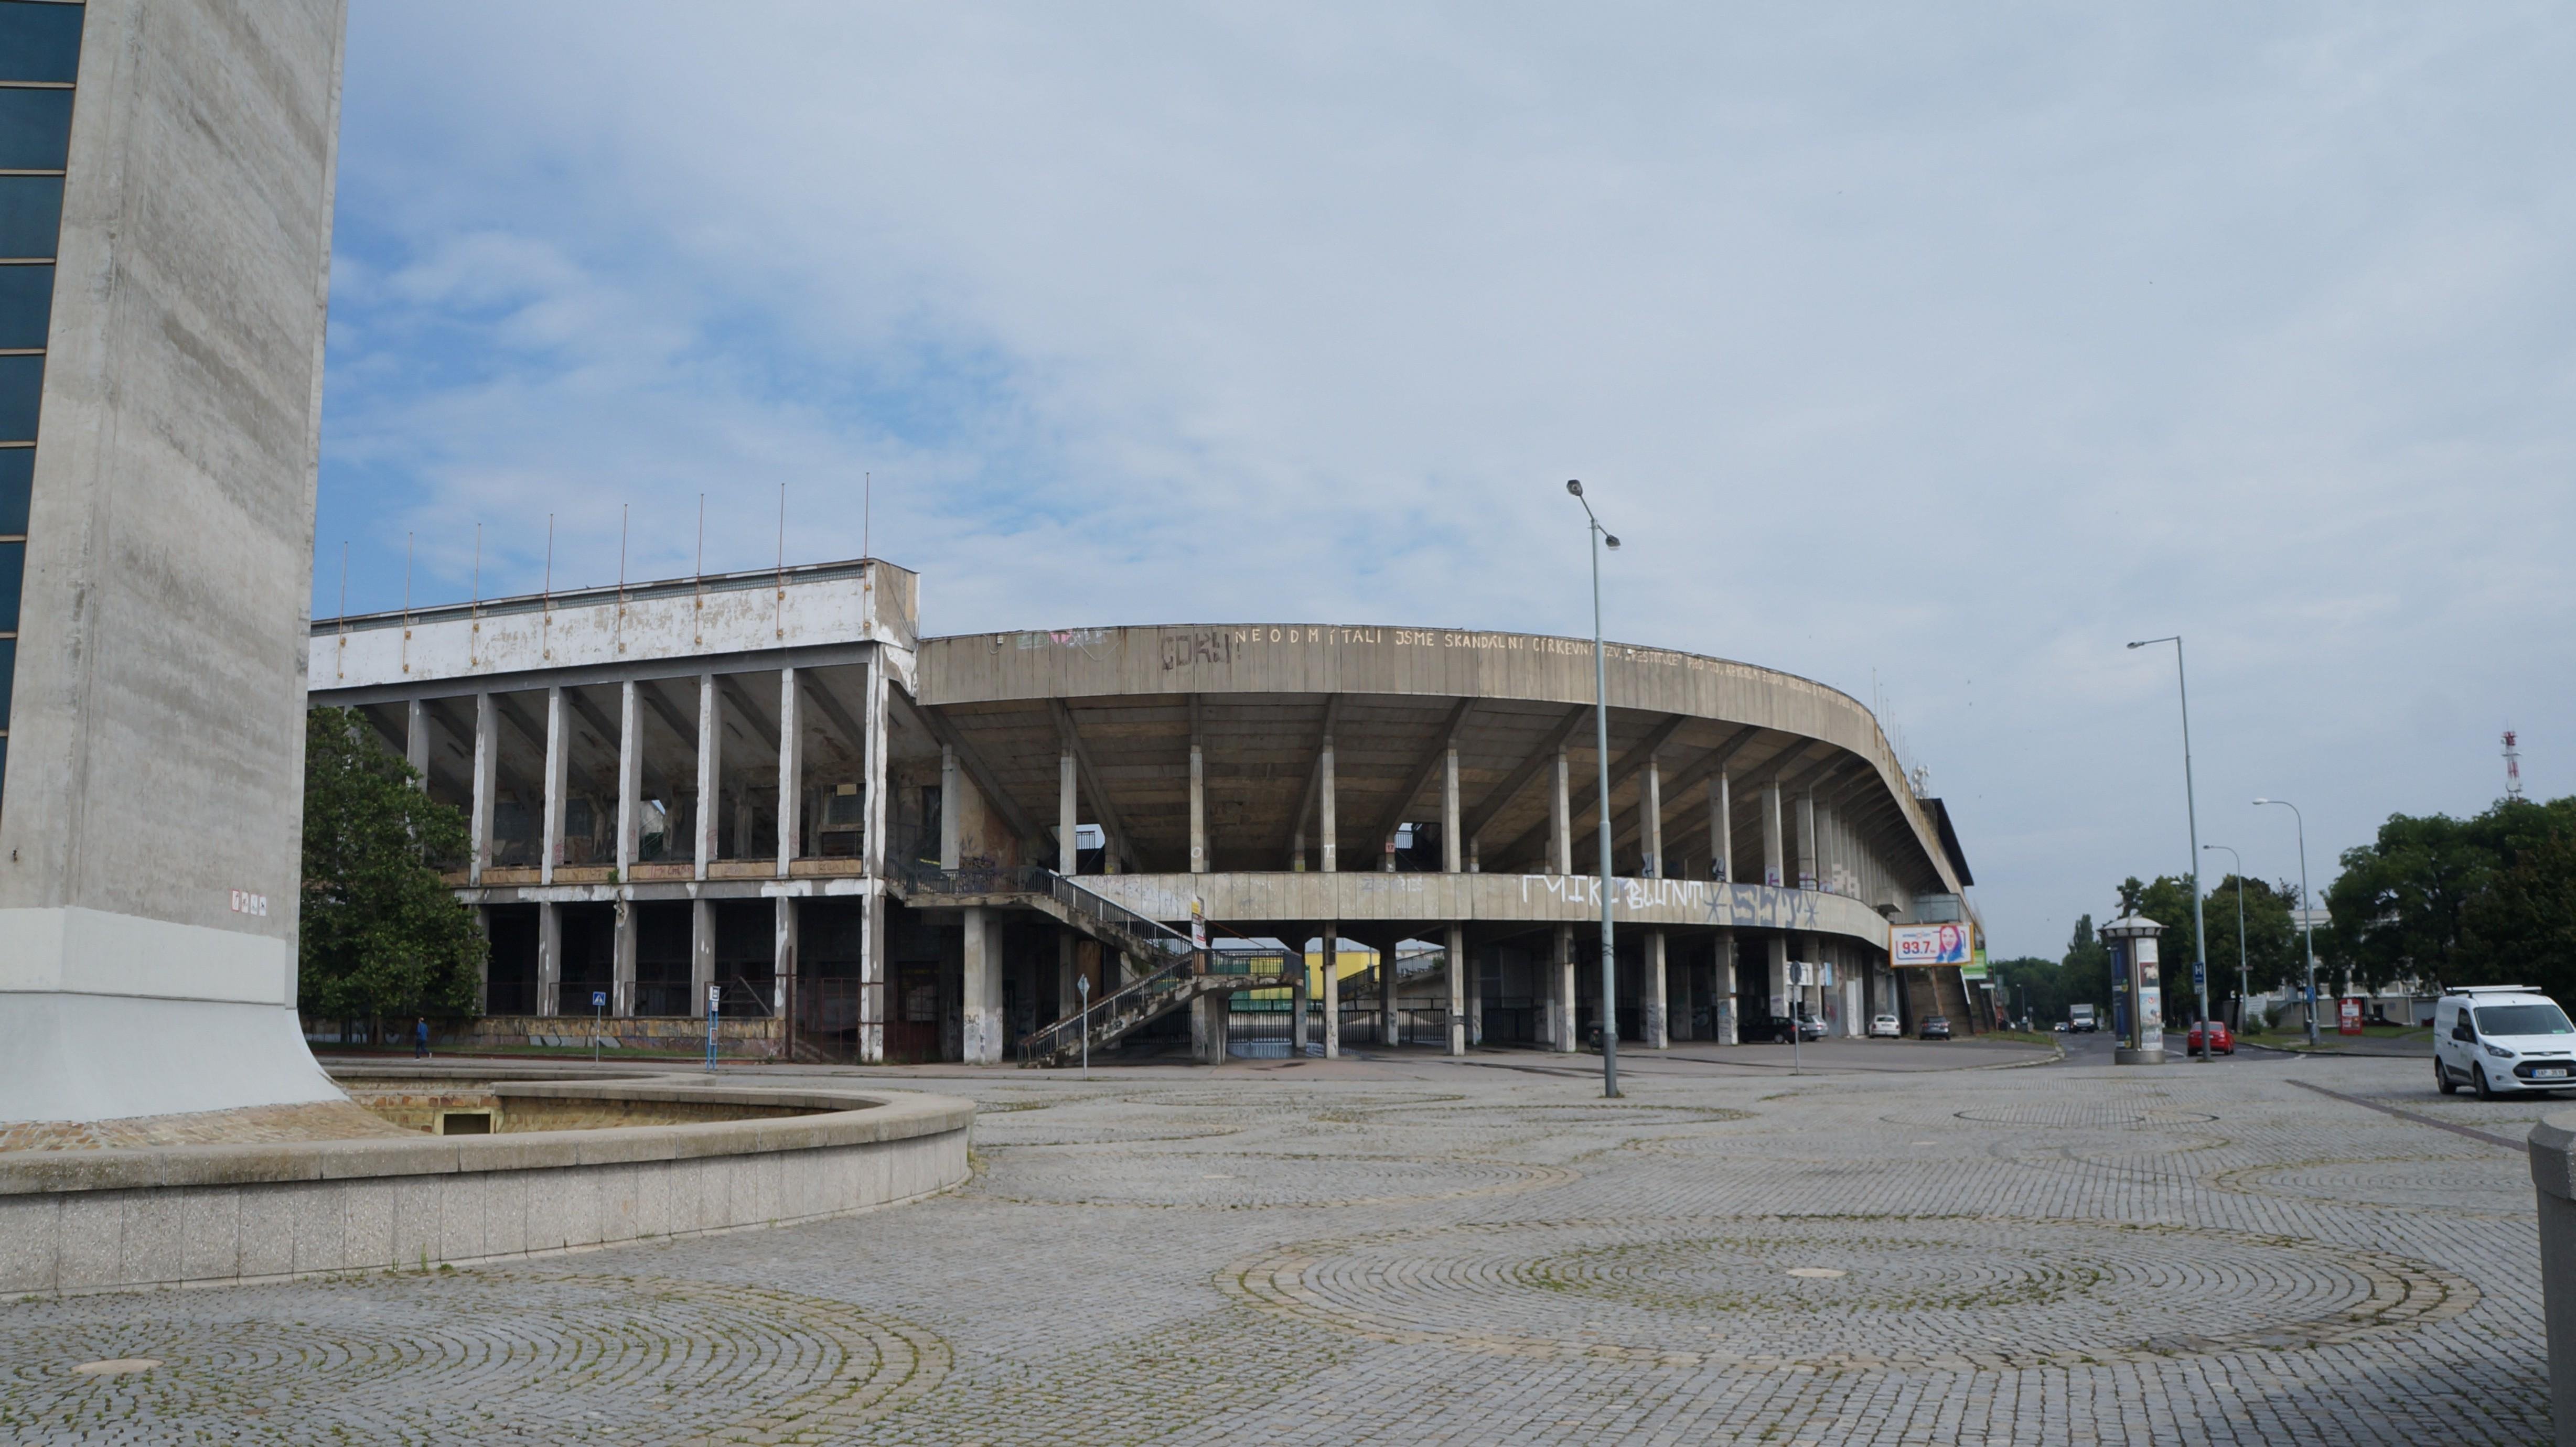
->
{"left": 308, "top": 557, "right": 1985, "bottom": 1065}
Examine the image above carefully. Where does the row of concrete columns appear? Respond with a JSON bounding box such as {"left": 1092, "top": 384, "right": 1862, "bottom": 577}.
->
{"left": 444, "top": 655, "right": 887, "bottom": 888}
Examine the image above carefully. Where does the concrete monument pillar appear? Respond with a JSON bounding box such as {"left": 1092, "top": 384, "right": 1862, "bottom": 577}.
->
{"left": 0, "top": 0, "right": 353, "bottom": 1121}
{"left": 961, "top": 905, "right": 1001, "bottom": 1064}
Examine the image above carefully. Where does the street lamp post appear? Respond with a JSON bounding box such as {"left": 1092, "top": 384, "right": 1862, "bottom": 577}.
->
{"left": 2253, "top": 798, "right": 2319, "bottom": 1046}
{"left": 1568, "top": 479, "right": 1622, "bottom": 1099}
{"left": 2127, "top": 636, "right": 2214, "bottom": 1061}
{"left": 2203, "top": 844, "right": 2247, "bottom": 1035}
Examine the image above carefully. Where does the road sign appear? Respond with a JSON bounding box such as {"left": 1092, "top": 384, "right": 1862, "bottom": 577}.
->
{"left": 2191, "top": 963, "right": 2206, "bottom": 995}
{"left": 592, "top": 991, "right": 607, "bottom": 1009}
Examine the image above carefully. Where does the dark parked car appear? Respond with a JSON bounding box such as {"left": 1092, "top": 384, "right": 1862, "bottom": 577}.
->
{"left": 1918, "top": 1015, "right": 1952, "bottom": 1041}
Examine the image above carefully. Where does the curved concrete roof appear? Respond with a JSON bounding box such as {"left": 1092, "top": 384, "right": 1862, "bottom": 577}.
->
{"left": 914, "top": 623, "right": 1964, "bottom": 905}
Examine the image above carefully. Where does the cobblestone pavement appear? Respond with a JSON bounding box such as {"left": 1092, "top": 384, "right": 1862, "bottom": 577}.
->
{"left": 1, "top": 1042, "right": 2556, "bottom": 1444}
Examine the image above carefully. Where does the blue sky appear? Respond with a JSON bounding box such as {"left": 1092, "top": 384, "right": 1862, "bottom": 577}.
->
{"left": 315, "top": 3, "right": 2576, "bottom": 958}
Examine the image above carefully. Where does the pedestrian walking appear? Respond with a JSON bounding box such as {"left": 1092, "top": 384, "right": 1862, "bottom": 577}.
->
{"left": 413, "top": 1017, "right": 430, "bottom": 1059}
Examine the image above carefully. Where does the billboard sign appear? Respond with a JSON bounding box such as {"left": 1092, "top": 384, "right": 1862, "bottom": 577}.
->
{"left": 1891, "top": 922, "right": 1973, "bottom": 967}
{"left": 1963, "top": 947, "right": 1989, "bottom": 983}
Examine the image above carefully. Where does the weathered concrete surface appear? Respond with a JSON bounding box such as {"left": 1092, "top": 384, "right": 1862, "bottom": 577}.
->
{"left": 315, "top": 559, "right": 920, "bottom": 692}
{"left": 2530, "top": 1110, "right": 2576, "bottom": 1444}
{"left": 0, "top": 1077, "right": 971, "bottom": 1295}
{"left": 0, "top": 0, "right": 349, "bottom": 1120}
{"left": 919, "top": 622, "right": 1962, "bottom": 897}
{"left": 1078, "top": 869, "right": 1895, "bottom": 949}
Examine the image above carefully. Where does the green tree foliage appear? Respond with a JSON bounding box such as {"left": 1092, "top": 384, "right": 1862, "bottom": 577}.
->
{"left": 2198, "top": 874, "right": 2300, "bottom": 997}
{"left": 2062, "top": 913, "right": 2112, "bottom": 1012}
{"left": 2455, "top": 798, "right": 2576, "bottom": 1000}
{"left": 2323, "top": 812, "right": 2489, "bottom": 992}
{"left": 300, "top": 707, "right": 485, "bottom": 1025}
{"left": 2325, "top": 796, "right": 2576, "bottom": 996}
{"left": 1985, "top": 916, "right": 2115, "bottom": 1025}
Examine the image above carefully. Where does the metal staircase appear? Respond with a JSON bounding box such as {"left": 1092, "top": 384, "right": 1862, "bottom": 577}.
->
{"left": 891, "top": 863, "right": 1292, "bottom": 1066}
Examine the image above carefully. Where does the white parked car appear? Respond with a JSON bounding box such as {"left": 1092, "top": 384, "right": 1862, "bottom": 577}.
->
{"left": 1868, "top": 1013, "right": 1901, "bottom": 1039}
{"left": 2434, "top": 986, "right": 2576, "bottom": 1099}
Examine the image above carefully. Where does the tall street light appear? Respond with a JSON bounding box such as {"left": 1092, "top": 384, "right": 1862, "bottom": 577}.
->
{"left": 2203, "top": 843, "right": 2247, "bottom": 1034}
{"left": 2127, "top": 636, "right": 2213, "bottom": 1061}
{"left": 1568, "top": 479, "right": 1622, "bottom": 1099}
{"left": 2253, "top": 797, "right": 2319, "bottom": 1046}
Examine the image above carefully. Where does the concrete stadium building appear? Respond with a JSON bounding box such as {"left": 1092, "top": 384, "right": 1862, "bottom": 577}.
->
{"left": 308, "top": 556, "right": 1984, "bottom": 1065}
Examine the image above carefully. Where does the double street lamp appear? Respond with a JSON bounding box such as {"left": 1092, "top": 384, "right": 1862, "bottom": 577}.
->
{"left": 2253, "top": 797, "right": 2320, "bottom": 1046}
{"left": 2127, "top": 636, "right": 2215, "bottom": 1061}
{"left": 1568, "top": 479, "right": 1621, "bottom": 1100}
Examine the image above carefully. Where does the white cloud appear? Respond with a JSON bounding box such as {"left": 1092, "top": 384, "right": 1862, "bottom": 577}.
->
{"left": 317, "top": 2, "right": 2576, "bottom": 955}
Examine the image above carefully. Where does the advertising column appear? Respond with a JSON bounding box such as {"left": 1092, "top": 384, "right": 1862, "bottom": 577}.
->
{"left": 2100, "top": 915, "right": 2167, "bottom": 1066}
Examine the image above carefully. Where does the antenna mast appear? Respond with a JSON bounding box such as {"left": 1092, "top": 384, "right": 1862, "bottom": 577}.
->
{"left": 2505, "top": 729, "right": 2524, "bottom": 799}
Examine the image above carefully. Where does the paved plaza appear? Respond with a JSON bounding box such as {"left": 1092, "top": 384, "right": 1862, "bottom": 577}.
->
{"left": 0, "top": 1036, "right": 2556, "bottom": 1444}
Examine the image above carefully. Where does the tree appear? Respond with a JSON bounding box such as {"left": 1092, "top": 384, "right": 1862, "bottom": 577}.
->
{"left": 2060, "top": 914, "right": 2112, "bottom": 1013}
{"left": 301, "top": 707, "right": 485, "bottom": 1032}
{"left": 2459, "top": 801, "right": 2576, "bottom": 1001}
{"left": 2198, "top": 873, "right": 2299, "bottom": 997}
{"left": 2323, "top": 812, "right": 2488, "bottom": 993}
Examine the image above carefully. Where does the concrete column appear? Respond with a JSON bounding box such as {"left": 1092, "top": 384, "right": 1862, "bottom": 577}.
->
{"left": 1445, "top": 923, "right": 1467, "bottom": 1055}
{"left": 616, "top": 681, "right": 640, "bottom": 876}
{"left": 1767, "top": 933, "right": 1790, "bottom": 1020}
{"left": 1641, "top": 756, "right": 1663, "bottom": 878}
{"left": 541, "top": 686, "right": 567, "bottom": 886}
{"left": 612, "top": 899, "right": 636, "bottom": 1017}
{"left": 1466, "top": 832, "right": 1480, "bottom": 873}
{"left": 1647, "top": 929, "right": 1668, "bottom": 1048}
{"left": 1442, "top": 746, "right": 1462, "bottom": 872}
{"left": 961, "top": 905, "right": 1001, "bottom": 1064}
{"left": 773, "top": 897, "right": 798, "bottom": 1021}
{"left": 777, "top": 668, "right": 801, "bottom": 874}
{"left": 1319, "top": 737, "right": 1338, "bottom": 872}
{"left": 1555, "top": 924, "right": 1578, "bottom": 1052}
{"left": 1057, "top": 931, "right": 1078, "bottom": 1022}
{"left": 1379, "top": 937, "right": 1398, "bottom": 1048}
{"left": 405, "top": 698, "right": 430, "bottom": 785}
{"left": 1761, "top": 782, "right": 1784, "bottom": 887}
{"left": 1058, "top": 749, "right": 1078, "bottom": 874}
{"left": 1188, "top": 740, "right": 1207, "bottom": 873}
{"left": 860, "top": 649, "right": 888, "bottom": 1065}
{"left": 1551, "top": 748, "right": 1572, "bottom": 874}
{"left": 1321, "top": 924, "right": 1340, "bottom": 1057}
{"left": 1710, "top": 772, "right": 1732, "bottom": 881}
{"left": 939, "top": 743, "right": 961, "bottom": 869}
{"left": 1190, "top": 989, "right": 1226, "bottom": 1064}
{"left": 695, "top": 674, "right": 721, "bottom": 879}
{"left": 473, "top": 905, "right": 491, "bottom": 1014}
{"left": 536, "top": 901, "right": 562, "bottom": 1018}
{"left": 1797, "top": 790, "right": 1819, "bottom": 890}
{"left": 1293, "top": 931, "right": 1312, "bottom": 1055}
{"left": 691, "top": 897, "right": 716, "bottom": 1013}
{"left": 1467, "top": 941, "right": 1485, "bottom": 1044}
{"left": 1714, "top": 928, "right": 1738, "bottom": 1044}
{"left": 469, "top": 693, "right": 497, "bottom": 884}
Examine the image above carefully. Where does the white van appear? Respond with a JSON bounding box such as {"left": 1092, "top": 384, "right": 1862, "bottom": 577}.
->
{"left": 2433, "top": 987, "right": 2576, "bottom": 1099}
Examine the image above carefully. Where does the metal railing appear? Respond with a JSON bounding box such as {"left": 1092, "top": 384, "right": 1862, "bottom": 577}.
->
{"left": 896, "top": 862, "right": 1201, "bottom": 965}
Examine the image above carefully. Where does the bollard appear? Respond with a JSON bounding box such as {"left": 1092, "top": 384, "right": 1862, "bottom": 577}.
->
{"left": 2528, "top": 1111, "right": 2576, "bottom": 1444}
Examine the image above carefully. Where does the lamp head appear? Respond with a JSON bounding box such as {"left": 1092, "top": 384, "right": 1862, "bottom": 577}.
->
{"left": 1565, "top": 479, "right": 1584, "bottom": 496}
{"left": 2125, "top": 641, "right": 2145, "bottom": 650}
{"left": 1604, "top": 534, "right": 1620, "bottom": 549}
{"left": 2252, "top": 797, "right": 2270, "bottom": 805}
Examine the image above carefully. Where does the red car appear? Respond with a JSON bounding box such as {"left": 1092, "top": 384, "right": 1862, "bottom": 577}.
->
{"left": 2185, "top": 1021, "right": 2235, "bottom": 1055}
